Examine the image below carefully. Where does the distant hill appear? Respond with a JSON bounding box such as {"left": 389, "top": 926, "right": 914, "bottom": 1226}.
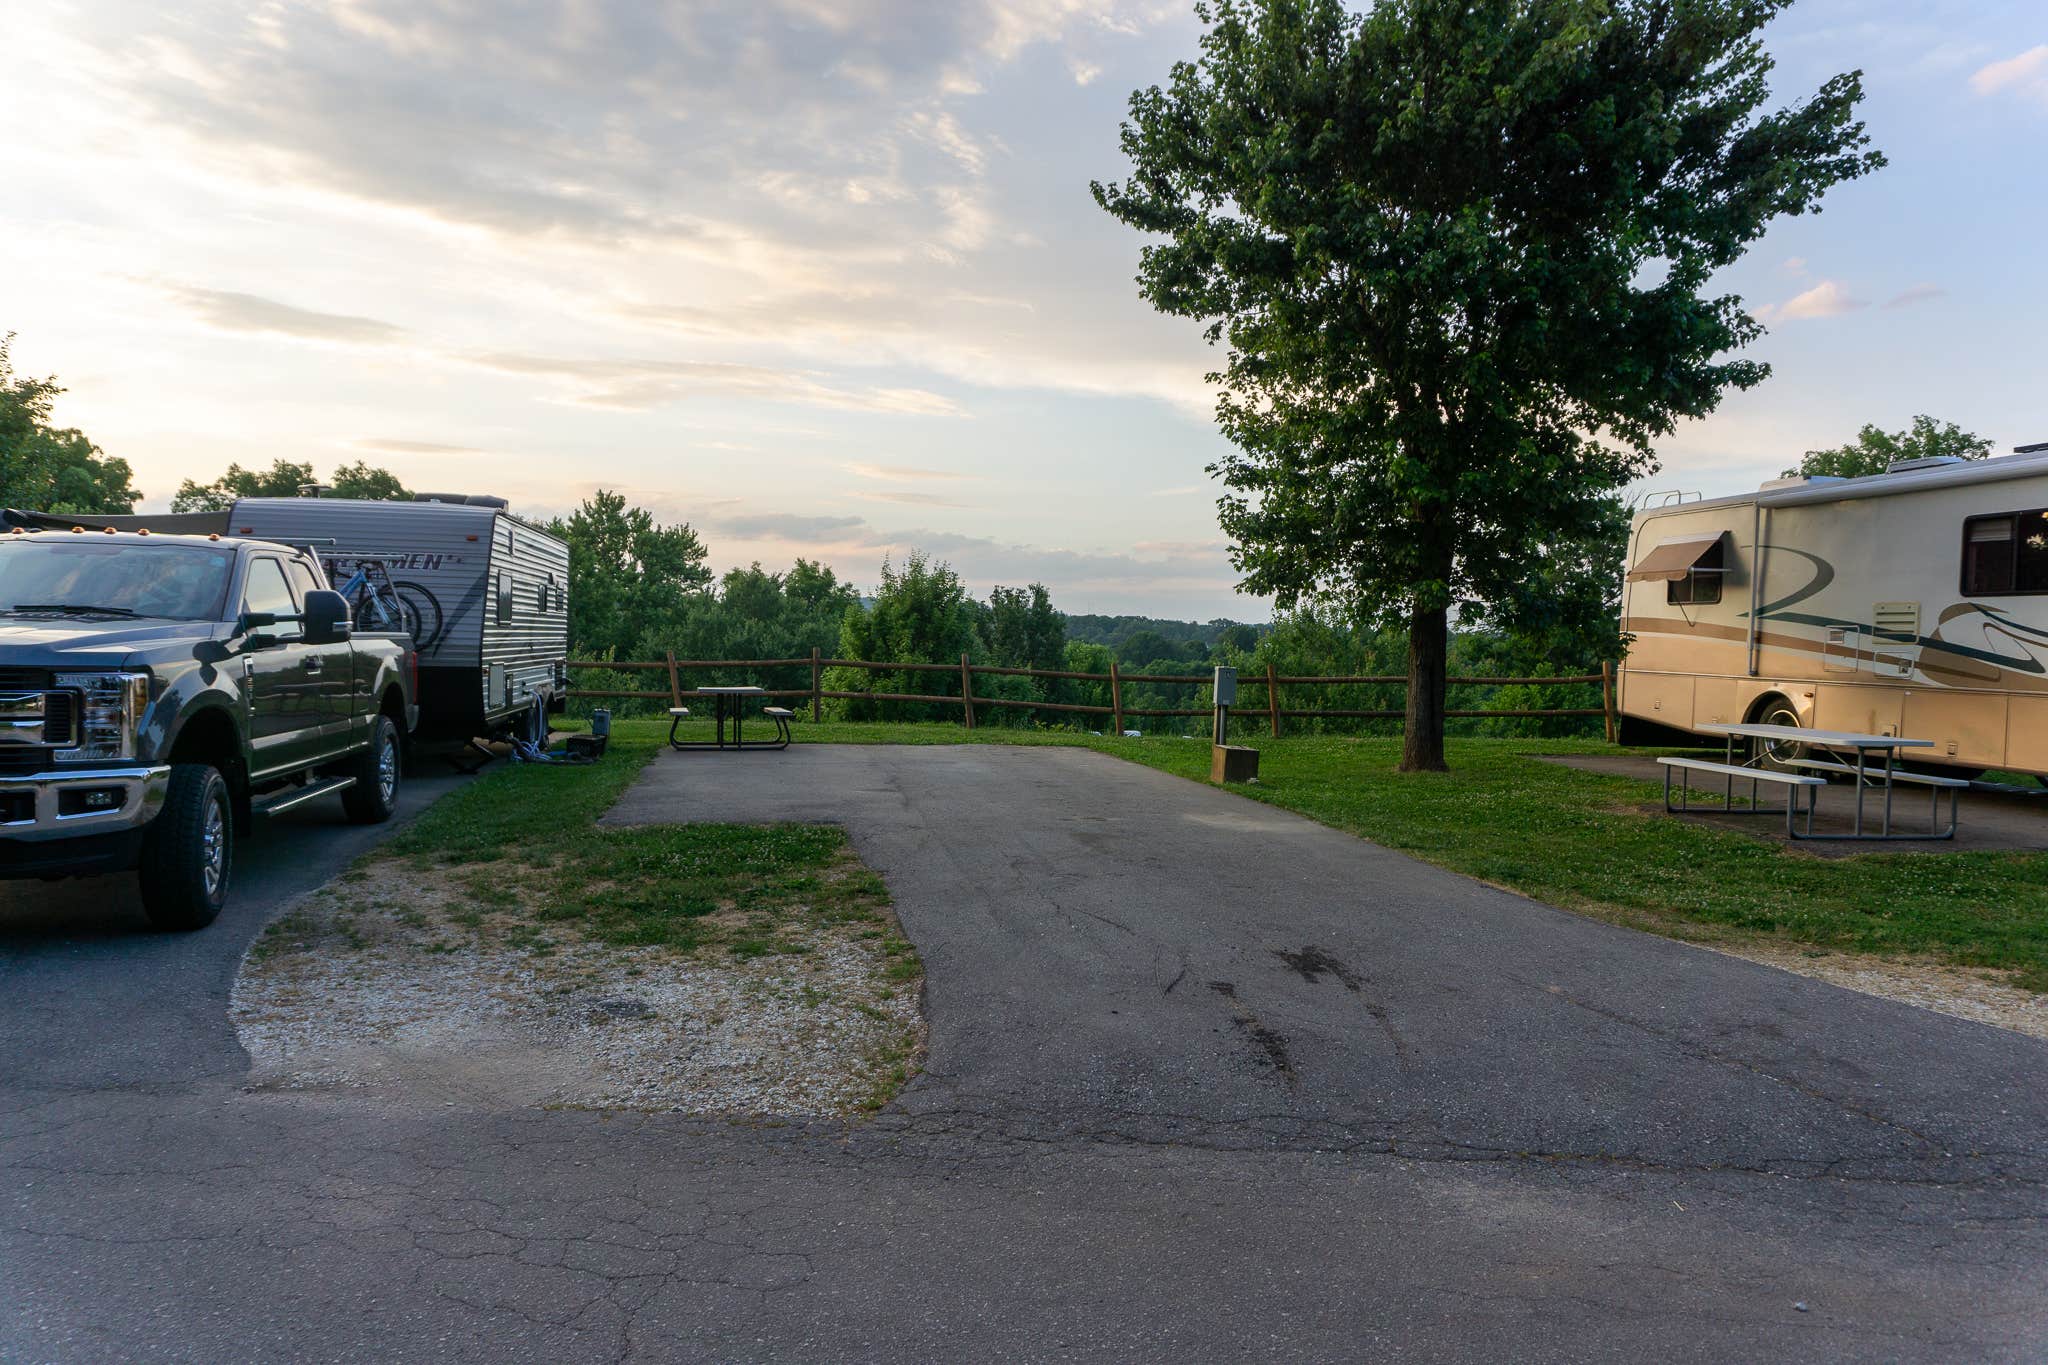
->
{"left": 1062, "top": 614, "right": 1268, "bottom": 656}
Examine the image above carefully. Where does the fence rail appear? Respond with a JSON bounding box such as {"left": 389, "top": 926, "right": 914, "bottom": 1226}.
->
{"left": 566, "top": 650, "right": 1618, "bottom": 740}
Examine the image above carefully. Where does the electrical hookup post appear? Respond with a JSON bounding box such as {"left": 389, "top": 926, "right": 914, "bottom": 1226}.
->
{"left": 1210, "top": 665, "right": 1260, "bottom": 783}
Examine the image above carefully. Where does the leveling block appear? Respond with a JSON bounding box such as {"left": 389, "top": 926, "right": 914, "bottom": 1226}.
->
{"left": 1211, "top": 744, "right": 1259, "bottom": 784}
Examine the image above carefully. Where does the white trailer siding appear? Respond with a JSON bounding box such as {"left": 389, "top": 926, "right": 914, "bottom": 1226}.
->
{"left": 1617, "top": 453, "right": 2048, "bottom": 774}
{"left": 478, "top": 514, "right": 570, "bottom": 722}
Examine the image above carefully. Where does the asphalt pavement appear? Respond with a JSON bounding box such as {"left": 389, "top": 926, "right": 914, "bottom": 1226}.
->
{"left": 3, "top": 744, "right": 2044, "bottom": 1362}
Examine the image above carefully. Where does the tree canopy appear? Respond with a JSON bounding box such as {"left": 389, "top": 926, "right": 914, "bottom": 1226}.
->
{"left": 1094, "top": 0, "right": 1883, "bottom": 768}
{"left": 172, "top": 458, "right": 413, "bottom": 511}
{"left": 0, "top": 334, "right": 140, "bottom": 515}
{"left": 547, "top": 490, "right": 713, "bottom": 660}
{"left": 1782, "top": 415, "right": 1992, "bottom": 480}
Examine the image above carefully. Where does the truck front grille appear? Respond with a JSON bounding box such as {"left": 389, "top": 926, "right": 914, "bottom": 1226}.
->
{"left": 0, "top": 668, "right": 50, "bottom": 692}
{"left": 41, "top": 691, "right": 75, "bottom": 748}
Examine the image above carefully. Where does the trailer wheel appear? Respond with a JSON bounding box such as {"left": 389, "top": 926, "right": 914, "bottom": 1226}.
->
{"left": 341, "top": 715, "right": 402, "bottom": 824}
{"left": 139, "top": 765, "right": 233, "bottom": 931}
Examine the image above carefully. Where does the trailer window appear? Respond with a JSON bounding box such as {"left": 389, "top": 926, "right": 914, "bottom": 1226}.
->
{"left": 496, "top": 571, "right": 513, "bottom": 625}
{"left": 1963, "top": 511, "right": 2048, "bottom": 594}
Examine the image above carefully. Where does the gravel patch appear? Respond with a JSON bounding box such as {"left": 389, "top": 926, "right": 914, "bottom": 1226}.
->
{"left": 232, "top": 861, "right": 925, "bottom": 1115}
{"left": 1703, "top": 941, "right": 2048, "bottom": 1041}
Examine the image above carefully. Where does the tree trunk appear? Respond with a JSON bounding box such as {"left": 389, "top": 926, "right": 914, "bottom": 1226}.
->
{"left": 1401, "top": 598, "right": 1449, "bottom": 772}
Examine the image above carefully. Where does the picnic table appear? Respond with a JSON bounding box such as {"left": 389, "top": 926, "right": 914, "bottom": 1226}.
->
{"left": 1659, "top": 722, "right": 1961, "bottom": 841}
{"left": 668, "top": 686, "right": 794, "bottom": 752}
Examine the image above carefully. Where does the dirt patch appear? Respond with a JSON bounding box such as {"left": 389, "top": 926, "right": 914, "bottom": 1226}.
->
{"left": 232, "top": 860, "right": 926, "bottom": 1115}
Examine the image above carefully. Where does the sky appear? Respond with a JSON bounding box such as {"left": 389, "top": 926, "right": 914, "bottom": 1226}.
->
{"left": 2, "top": 1, "right": 2044, "bottom": 621}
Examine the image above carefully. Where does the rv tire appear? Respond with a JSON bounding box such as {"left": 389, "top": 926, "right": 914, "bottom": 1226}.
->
{"left": 1747, "top": 695, "right": 1806, "bottom": 773}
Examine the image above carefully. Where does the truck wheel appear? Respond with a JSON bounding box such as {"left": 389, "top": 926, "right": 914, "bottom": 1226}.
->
{"left": 341, "top": 716, "right": 402, "bottom": 824}
{"left": 139, "top": 765, "right": 233, "bottom": 931}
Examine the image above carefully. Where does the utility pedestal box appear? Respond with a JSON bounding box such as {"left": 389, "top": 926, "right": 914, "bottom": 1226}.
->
{"left": 1211, "top": 744, "right": 1260, "bottom": 784}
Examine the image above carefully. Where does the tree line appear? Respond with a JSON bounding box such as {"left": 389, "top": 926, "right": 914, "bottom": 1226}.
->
{"left": 554, "top": 487, "right": 1622, "bottom": 737}
{"left": 0, "top": 303, "right": 1993, "bottom": 744}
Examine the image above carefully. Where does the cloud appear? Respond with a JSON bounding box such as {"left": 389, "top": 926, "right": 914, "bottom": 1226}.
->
{"left": 465, "top": 352, "right": 964, "bottom": 416}
{"left": 352, "top": 437, "right": 486, "bottom": 455}
{"left": 844, "top": 461, "right": 969, "bottom": 482}
{"left": 1883, "top": 283, "right": 1944, "bottom": 310}
{"left": 709, "top": 512, "right": 869, "bottom": 540}
{"left": 1970, "top": 45, "right": 2048, "bottom": 102}
{"left": 1774, "top": 280, "right": 1867, "bottom": 321}
{"left": 849, "top": 490, "right": 971, "bottom": 508}
{"left": 163, "top": 286, "right": 408, "bottom": 344}
{"left": 1780, "top": 256, "right": 1807, "bottom": 275}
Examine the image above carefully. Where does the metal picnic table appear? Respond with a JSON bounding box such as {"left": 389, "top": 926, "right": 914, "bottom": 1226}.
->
{"left": 667, "top": 686, "right": 792, "bottom": 752}
{"left": 1692, "top": 722, "right": 1958, "bottom": 841}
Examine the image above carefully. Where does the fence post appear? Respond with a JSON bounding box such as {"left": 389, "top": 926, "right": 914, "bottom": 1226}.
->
{"left": 665, "top": 650, "right": 681, "bottom": 710}
{"left": 1601, "top": 660, "right": 1617, "bottom": 744}
{"left": 960, "top": 654, "right": 975, "bottom": 730}
{"left": 1109, "top": 659, "right": 1124, "bottom": 736}
{"left": 811, "top": 647, "right": 823, "bottom": 723}
{"left": 1266, "top": 661, "right": 1280, "bottom": 738}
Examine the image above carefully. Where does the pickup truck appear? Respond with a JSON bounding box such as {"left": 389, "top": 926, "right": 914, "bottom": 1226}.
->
{"left": 0, "top": 527, "right": 417, "bottom": 929}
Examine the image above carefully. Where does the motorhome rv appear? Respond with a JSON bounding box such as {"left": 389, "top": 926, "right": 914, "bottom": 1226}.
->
{"left": 1617, "top": 445, "right": 2048, "bottom": 778}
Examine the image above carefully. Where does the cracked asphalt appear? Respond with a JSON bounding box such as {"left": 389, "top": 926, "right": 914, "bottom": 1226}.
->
{"left": 5, "top": 743, "right": 2046, "bottom": 1361}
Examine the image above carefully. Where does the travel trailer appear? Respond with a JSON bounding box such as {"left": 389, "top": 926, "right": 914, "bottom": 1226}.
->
{"left": 223, "top": 497, "right": 569, "bottom": 742}
{"left": 1617, "top": 445, "right": 2048, "bottom": 778}
{"left": 6, "top": 495, "right": 570, "bottom": 743}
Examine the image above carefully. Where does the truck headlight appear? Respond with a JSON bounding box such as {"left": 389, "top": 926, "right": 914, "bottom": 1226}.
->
{"left": 54, "top": 672, "right": 151, "bottom": 761}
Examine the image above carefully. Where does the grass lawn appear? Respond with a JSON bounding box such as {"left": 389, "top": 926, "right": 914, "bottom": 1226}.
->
{"left": 389, "top": 725, "right": 917, "bottom": 966}
{"left": 598, "top": 712, "right": 2048, "bottom": 992}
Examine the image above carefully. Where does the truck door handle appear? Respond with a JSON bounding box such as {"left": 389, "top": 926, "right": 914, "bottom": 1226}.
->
{"left": 302, "top": 658, "right": 324, "bottom": 675}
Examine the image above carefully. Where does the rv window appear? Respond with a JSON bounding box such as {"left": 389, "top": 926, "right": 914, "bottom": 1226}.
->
{"left": 1663, "top": 535, "right": 1724, "bottom": 606}
{"left": 496, "top": 571, "right": 513, "bottom": 625}
{"left": 1961, "top": 512, "right": 2048, "bottom": 594}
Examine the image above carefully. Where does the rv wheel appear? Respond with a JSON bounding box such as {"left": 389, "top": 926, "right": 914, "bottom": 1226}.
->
{"left": 1748, "top": 697, "right": 1807, "bottom": 773}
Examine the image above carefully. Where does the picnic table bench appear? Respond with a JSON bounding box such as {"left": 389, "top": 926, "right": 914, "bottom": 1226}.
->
{"left": 1659, "top": 722, "right": 1958, "bottom": 841}
{"left": 668, "top": 687, "right": 793, "bottom": 752}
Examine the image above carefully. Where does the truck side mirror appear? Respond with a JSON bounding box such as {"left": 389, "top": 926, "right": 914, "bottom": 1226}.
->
{"left": 300, "top": 590, "right": 351, "bottom": 646}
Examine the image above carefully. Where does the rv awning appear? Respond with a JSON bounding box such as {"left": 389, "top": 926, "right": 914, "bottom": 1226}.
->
{"left": 1626, "top": 533, "right": 1725, "bottom": 582}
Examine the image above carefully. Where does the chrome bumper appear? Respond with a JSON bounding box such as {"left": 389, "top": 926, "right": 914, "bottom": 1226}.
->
{"left": 0, "top": 766, "right": 171, "bottom": 842}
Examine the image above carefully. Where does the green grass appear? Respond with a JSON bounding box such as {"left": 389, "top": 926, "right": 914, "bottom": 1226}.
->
{"left": 386, "top": 726, "right": 913, "bottom": 963}
{"left": 581, "top": 714, "right": 2048, "bottom": 990}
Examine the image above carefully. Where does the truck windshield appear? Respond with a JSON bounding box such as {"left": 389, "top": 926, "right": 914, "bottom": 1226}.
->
{"left": 0, "top": 541, "right": 235, "bottom": 622}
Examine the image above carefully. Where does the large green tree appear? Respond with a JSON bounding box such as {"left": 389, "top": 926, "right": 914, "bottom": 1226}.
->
{"left": 1781, "top": 415, "right": 1991, "bottom": 480}
{"left": 549, "top": 490, "right": 713, "bottom": 659}
{"left": 830, "top": 553, "right": 978, "bottom": 721}
{"left": 0, "top": 335, "right": 140, "bottom": 514}
{"left": 1094, "top": 0, "right": 1883, "bottom": 769}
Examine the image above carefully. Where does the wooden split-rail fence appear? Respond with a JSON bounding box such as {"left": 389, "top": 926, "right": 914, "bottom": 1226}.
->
{"left": 568, "top": 651, "right": 1620, "bottom": 741}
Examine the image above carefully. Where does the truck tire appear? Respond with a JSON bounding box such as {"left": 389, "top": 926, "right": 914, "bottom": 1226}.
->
{"left": 341, "top": 715, "right": 402, "bottom": 824}
{"left": 139, "top": 765, "right": 233, "bottom": 932}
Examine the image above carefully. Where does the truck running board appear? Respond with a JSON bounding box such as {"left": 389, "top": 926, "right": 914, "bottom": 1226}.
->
{"left": 253, "top": 776, "right": 356, "bottom": 818}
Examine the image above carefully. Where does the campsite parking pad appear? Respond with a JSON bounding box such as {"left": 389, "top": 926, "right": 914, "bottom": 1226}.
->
{"left": 5, "top": 744, "right": 2046, "bottom": 1360}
